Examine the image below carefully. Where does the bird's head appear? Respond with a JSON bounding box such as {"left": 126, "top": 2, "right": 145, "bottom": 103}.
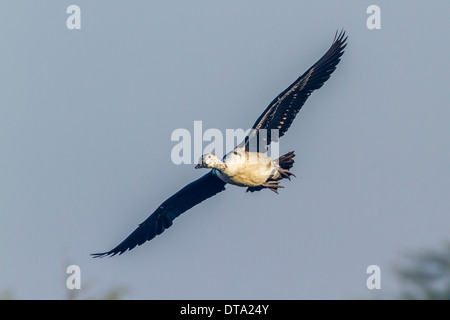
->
{"left": 195, "top": 154, "right": 223, "bottom": 169}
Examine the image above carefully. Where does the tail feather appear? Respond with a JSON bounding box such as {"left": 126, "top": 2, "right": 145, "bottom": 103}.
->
{"left": 278, "top": 151, "right": 295, "bottom": 172}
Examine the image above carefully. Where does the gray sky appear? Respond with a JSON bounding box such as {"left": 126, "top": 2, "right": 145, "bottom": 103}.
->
{"left": 1, "top": 1, "right": 449, "bottom": 299}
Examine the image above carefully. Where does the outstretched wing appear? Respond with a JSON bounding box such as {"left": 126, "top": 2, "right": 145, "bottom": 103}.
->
{"left": 243, "top": 30, "right": 347, "bottom": 151}
{"left": 92, "top": 171, "right": 226, "bottom": 257}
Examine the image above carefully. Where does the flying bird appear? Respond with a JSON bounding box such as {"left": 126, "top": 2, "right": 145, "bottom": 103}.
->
{"left": 92, "top": 30, "right": 347, "bottom": 257}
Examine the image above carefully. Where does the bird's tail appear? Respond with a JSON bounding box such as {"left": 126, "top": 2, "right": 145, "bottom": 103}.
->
{"left": 275, "top": 151, "right": 296, "bottom": 181}
{"left": 277, "top": 151, "right": 295, "bottom": 174}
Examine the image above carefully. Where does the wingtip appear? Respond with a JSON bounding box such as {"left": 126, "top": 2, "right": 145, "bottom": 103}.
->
{"left": 91, "top": 251, "right": 121, "bottom": 258}
{"left": 91, "top": 252, "right": 109, "bottom": 258}
{"left": 334, "top": 29, "right": 348, "bottom": 44}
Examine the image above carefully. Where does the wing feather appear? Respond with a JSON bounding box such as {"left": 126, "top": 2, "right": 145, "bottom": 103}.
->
{"left": 243, "top": 30, "right": 347, "bottom": 151}
{"left": 92, "top": 171, "right": 226, "bottom": 257}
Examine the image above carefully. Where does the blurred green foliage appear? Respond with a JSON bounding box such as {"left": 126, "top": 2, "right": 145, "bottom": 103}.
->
{"left": 395, "top": 243, "right": 450, "bottom": 300}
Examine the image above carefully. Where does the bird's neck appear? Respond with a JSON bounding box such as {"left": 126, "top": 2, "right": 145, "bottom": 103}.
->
{"left": 211, "top": 162, "right": 227, "bottom": 172}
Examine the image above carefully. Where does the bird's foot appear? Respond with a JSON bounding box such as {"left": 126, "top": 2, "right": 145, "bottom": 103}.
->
{"left": 262, "top": 181, "right": 284, "bottom": 194}
{"left": 278, "top": 168, "right": 296, "bottom": 180}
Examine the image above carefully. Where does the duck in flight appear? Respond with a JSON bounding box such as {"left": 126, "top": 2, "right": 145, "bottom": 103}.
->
{"left": 92, "top": 30, "right": 347, "bottom": 257}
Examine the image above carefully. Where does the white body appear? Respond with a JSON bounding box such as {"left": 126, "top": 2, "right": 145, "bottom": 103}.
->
{"left": 212, "top": 148, "right": 279, "bottom": 187}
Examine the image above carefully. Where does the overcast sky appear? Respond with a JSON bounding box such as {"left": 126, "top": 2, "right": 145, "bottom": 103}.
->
{"left": 1, "top": 1, "right": 449, "bottom": 299}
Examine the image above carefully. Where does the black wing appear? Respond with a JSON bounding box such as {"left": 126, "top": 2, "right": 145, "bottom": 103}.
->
{"left": 243, "top": 30, "right": 347, "bottom": 151}
{"left": 92, "top": 171, "right": 226, "bottom": 257}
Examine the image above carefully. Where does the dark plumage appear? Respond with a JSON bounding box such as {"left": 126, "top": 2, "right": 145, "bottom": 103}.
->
{"left": 92, "top": 172, "right": 226, "bottom": 257}
{"left": 244, "top": 30, "right": 347, "bottom": 151}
